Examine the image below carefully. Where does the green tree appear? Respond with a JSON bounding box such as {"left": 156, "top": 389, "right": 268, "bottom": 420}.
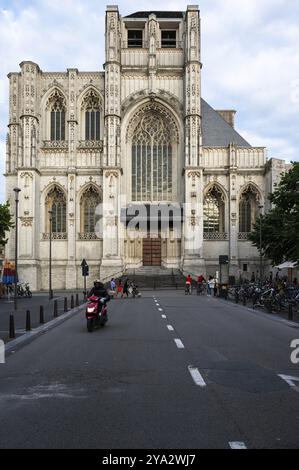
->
{"left": 0, "top": 202, "right": 14, "bottom": 247}
{"left": 249, "top": 162, "right": 299, "bottom": 265}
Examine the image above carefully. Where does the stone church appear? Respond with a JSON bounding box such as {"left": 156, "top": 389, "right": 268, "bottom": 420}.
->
{"left": 5, "top": 5, "right": 289, "bottom": 290}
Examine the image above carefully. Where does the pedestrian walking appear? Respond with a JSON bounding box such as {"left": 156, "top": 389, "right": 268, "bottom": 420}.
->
{"left": 117, "top": 280, "right": 123, "bottom": 298}
{"left": 207, "top": 276, "right": 215, "bottom": 296}
{"left": 110, "top": 278, "right": 116, "bottom": 298}
{"left": 122, "top": 278, "right": 130, "bottom": 298}
{"left": 214, "top": 280, "right": 218, "bottom": 297}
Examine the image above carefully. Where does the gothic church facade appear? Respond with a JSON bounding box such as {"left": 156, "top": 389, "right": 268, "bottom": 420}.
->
{"left": 5, "top": 6, "right": 289, "bottom": 290}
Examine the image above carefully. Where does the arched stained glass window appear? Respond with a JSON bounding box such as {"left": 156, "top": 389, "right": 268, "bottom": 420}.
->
{"left": 203, "top": 186, "right": 225, "bottom": 238}
{"left": 81, "top": 186, "right": 101, "bottom": 233}
{"left": 46, "top": 186, "right": 67, "bottom": 234}
{"left": 48, "top": 90, "right": 66, "bottom": 141}
{"left": 132, "top": 113, "right": 172, "bottom": 202}
{"left": 239, "top": 185, "right": 259, "bottom": 234}
{"left": 82, "top": 90, "right": 101, "bottom": 141}
{"left": 78, "top": 186, "right": 102, "bottom": 240}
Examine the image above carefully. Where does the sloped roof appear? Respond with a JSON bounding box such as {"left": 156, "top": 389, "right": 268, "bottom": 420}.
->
{"left": 201, "top": 99, "right": 251, "bottom": 148}
{"left": 125, "top": 11, "right": 184, "bottom": 19}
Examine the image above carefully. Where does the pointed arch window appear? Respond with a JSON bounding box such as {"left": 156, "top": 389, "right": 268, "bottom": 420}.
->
{"left": 203, "top": 186, "right": 226, "bottom": 240}
{"left": 82, "top": 90, "right": 101, "bottom": 141}
{"left": 45, "top": 186, "right": 67, "bottom": 237}
{"left": 131, "top": 113, "right": 173, "bottom": 202}
{"left": 79, "top": 186, "right": 102, "bottom": 240}
{"left": 239, "top": 185, "right": 260, "bottom": 236}
{"left": 48, "top": 90, "right": 66, "bottom": 141}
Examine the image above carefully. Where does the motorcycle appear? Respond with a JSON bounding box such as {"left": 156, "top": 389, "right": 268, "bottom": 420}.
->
{"left": 85, "top": 295, "right": 110, "bottom": 332}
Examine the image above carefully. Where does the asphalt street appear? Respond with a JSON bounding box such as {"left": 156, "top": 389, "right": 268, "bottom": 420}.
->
{"left": 0, "top": 291, "right": 299, "bottom": 449}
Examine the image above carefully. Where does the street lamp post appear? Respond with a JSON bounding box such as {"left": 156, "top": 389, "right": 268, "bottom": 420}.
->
{"left": 258, "top": 204, "right": 264, "bottom": 284}
{"left": 13, "top": 188, "right": 21, "bottom": 311}
{"left": 48, "top": 210, "right": 53, "bottom": 300}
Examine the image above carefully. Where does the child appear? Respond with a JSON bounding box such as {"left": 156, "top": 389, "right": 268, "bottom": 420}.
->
{"left": 117, "top": 280, "right": 123, "bottom": 298}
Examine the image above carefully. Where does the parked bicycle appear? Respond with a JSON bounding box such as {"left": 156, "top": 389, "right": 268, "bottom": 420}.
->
{"left": 228, "top": 281, "right": 299, "bottom": 317}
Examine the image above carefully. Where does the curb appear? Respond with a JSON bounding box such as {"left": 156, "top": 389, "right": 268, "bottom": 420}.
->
{"left": 5, "top": 304, "right": 86, "bottom": 356}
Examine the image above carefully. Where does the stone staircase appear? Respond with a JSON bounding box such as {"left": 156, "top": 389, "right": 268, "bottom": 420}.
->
{"left": 122, "top": 267, "right": 188, "bottom": 290}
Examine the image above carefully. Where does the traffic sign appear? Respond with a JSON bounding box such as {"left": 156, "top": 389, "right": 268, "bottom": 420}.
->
{"left": 82, "top": 265, "right": 89, "bottom": 277}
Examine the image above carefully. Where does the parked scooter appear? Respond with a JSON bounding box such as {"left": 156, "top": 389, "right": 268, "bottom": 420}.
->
{"left": 85, "top": 295, "right": 110, "bottom": 332}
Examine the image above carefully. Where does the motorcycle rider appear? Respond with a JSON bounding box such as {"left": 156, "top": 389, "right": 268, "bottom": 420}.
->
{"left": 88, "top": 279, "right": 110, "bottom": 315}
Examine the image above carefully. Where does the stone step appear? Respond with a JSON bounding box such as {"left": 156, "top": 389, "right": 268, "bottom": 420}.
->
{"left": 120, "top": 267, "right": 188, "bottom": 290}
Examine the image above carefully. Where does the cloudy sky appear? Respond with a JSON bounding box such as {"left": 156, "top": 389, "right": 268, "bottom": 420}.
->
{"left": 0, "top": 0, "right": 299, "bottom": 202}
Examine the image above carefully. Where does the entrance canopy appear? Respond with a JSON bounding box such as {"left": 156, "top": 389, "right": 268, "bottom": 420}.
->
{"left": 275, "top": 261, "right": 298, "bottom": 270}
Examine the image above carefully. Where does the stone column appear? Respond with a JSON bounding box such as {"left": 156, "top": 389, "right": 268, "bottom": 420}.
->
{"left": 183, "top": 170, "right": 205, "bottom": 274}
{"left": 16, "top": 62, "right": 41, "bottom": 290}
{"left": 229, "top": 144, "right": 239, "bottom": 280}
{"left": 182, "top": 6, "right": 205, "bottom": 275}
{"left": 101, "top": 6, "right": 123, "bottom": 279}
{"left": 66, "top": 69, "right": 78, "bottom": 289}
{"left": 148, "top": 14, "right": 159, "bottom": 94}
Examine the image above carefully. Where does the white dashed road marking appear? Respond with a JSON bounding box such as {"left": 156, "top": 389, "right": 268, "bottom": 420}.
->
{"left": 278, "top": 374, "right": 299, "bottom": 393}
{"left": 229, "top": 442, "right": 247, "bottom": 450}
{"left": 158, "top": 308, "right": 163, "bottom": 312}
{"left": 174, "top": 339, "right": 185, "bottom": 349}
{"left": 167, "top": 325, "right": 174, "bottom": 331}
{"left": 188, "top": 366, "right": 206, "bottom": 387}
{"left": 161, "top": 315, "right": 167, "bottom": 319}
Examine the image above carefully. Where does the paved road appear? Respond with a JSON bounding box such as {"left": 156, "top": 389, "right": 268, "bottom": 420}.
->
{"left": 0, "top": 291, "right": 299, "bottom": 449}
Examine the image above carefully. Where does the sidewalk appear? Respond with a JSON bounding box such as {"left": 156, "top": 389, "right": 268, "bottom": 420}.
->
{"left": 0, "top": 290, "right": 86, "bottom": 342}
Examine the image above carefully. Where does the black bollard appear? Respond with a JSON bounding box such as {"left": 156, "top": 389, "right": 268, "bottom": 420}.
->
{"left": 243, "top": 296, "right": 246, "bottom": 306}
{"left": 26, "top": 310, "right": 31, "bottom": 331}
{"left": 76, "top": 293, "right": 79, "bottom": 307}
{"left": 9, "top": 314, "right": 15, "bottom": 339}
{"left": 39, "top": 305, "right": 45, "bottom": 324}
{"left": 54, "top": 300, "right": 58, "bottom": 318}
{"left": 64, "top": 297, "right": 68, "bottom": 313}
{"left": 288, "top": 303, "right": 293, "bottom": 321}
{"left": 71, "top": 295, "right": 74, "bottom": 309}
